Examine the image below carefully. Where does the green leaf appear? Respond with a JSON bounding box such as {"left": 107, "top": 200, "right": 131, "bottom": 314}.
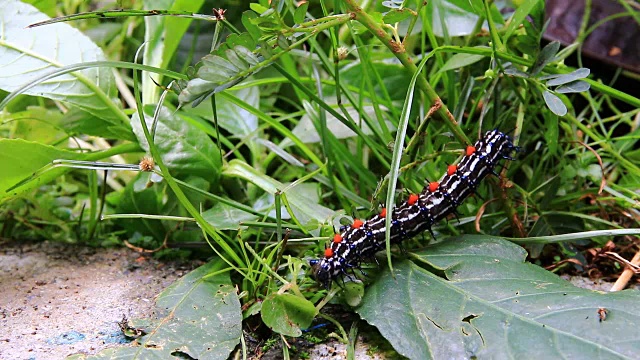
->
{"left": 222, "top": 160, "right": 334, "bottom": 229}
{"left": 555, "top": 80, "right": 591, "bottom": 94}
{"left": 249, "top": 3, "right": 268, "bottom": 14}
{"left": 60, "top": 107, "right": 135, "bottom": 141}
{"left": 545, "top": 68, "right": 590, "bottom": 86}
{"left": 142, "top": 0, "right": 205, "bottom": 105}
{"left": 131, "top": 105, "right": 222, "bottom": 181}
{"left": 542, "top": 90, "right": 567, "bottom": 116}
{"left": 192, "top": 86, "right": 259, "bottom": 138}
{"left": 531, "top": 41, "right": 561, "bottom": 76}
{"left": 179, "top": 43, "right": 263, "bottom": 106}
{"left": 358, "top": 235, "right": 640, "bottom": 360}
{"left": 241, "top": 11, "right": 262, "bottom": 41}
{"left": 199, "top": 55, "right": 239, "bottom": 81}
{"left": 504, "top": 66, "right": 530, "bottom": 78}
{"left": 438, "top": 53, "right": 485, "bottom": 73}
{"left": 339, "top": 61, "right": 412, "bottom": 101}
{"left": 342, "top": 280, "right": 366, "bottom": 307}
{"left": 262, "top": 293, "right": 318, "bottom": 337}
{"left": 293, "top": 2, "right": 309, "bottom": 24}
{"left": 7, "top": 107, "right": 65, "bottom": 144}
{"left": 234, "top": 45, "right": 261, "bottom": 66}
{"left": 503, "top": 0, "right": 543, "bottom": 42}
{"left": 285, "top": 104, "right": 394, "bottom": 145}
{"left": 73, "top": 259, "right": 242, "bottom": 359}
{"left": 202, "top": 203, "right": 259, "bottom": 230}
{"left": 543, "top": 111, "right": 559, "bottom": 155}
{"left": 427, "top": 0, "right": 503, "bottom": 37}
{"left": 0, "top": 1, "right": 126, "bottom": 132}
{"left": 0, "top": 139, "right": 87, "bottom": 201}
{"left": 115, "top": 175, "right": 167, "bottom": 241}
{"left": 383, "top": 8, "right": 414, "bottom": 24}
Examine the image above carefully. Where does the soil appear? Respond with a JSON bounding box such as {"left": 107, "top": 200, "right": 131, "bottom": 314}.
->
{"left": 0, "top": 240, "right": 191, "bottom": 360}
{"left": 0, "top": 240, "right": 617, "bottom": 360}
{"left": 0, "top": 240, "right": 389, "bottom": 360}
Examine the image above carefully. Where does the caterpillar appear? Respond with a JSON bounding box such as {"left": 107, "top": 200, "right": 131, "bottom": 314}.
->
{"left": 310, "top": 130, "right": 516, "bottom": 288}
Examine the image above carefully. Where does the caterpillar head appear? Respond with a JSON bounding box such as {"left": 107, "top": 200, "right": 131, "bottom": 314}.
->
{"left": 309, "top": 258, "right": 333, "bottom": 289}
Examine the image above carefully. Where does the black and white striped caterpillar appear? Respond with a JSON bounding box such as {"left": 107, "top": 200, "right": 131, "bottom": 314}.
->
{"left": 309, "top": 130, "right": 516, "bottom": 288}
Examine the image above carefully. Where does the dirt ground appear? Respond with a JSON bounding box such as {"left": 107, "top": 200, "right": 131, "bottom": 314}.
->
{"left": 0, "top": 240, "right": 191, "bottom": 359}
{"left": 0, "top": 241, "right": 385, "bottom": 360}
{"left": 0, "top": 240, "right": 615, "bottom": 360}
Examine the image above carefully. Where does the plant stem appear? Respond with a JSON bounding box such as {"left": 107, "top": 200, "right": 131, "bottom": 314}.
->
{"left": 342, "top": 0, "right": 470, "bottom": 145}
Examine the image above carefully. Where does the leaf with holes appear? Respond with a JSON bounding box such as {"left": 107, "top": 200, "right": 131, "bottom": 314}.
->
{"left": 357, "top": 235, "right": 640, "bottom": 360}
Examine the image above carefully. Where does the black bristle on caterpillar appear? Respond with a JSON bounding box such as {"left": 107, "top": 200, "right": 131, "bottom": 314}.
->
{"left": 309, "top": 130, "right": 517, "bottom": 288}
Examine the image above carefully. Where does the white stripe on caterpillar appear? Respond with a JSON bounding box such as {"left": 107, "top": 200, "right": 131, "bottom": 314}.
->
{"left": 309, "top": 130, "right": 516, "bottom": 288}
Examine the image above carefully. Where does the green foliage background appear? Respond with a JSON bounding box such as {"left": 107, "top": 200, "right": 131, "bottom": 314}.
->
{"left": 1, "top": 0, "right": 640, "bottom": 358}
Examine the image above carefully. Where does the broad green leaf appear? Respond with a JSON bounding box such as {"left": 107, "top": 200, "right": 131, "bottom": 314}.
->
{"left": 339, "top": 61, "right": 412, "bottom": 101}
{"left": 286, "top": 104, "right": 394, "bottom": 145}
{"left": 60, "top": 107, "right": 135, "bottom": 141}
{"left": 222, "top": 159, "right": 334, "bottom": 229}
{"left": 72, "top": 259, "right": 242, "bottom": 359}
{"left": 253, "top": 183, "right": 325, "bottom": 221}
{"left": 115, "top": 175, "right": 167, "bottom": 241}
{"left": 6, "top": 107, "right": 65, "bottom": 144}
{"left": 142, "top": 0, "right": 205, "bottom": 105}
{"left": 428, "top": 0, "right": 503, "bottom": 37}
{"left": 555, "top": 80, "right": 590, "bottom": 94}
{"left": 383, "top": 8, "right": 414, "bottom": 24}
{"left": 207, "top": 86, "right": 259, "bottom": 137}
{"left": 0, "top": 139, "right": 88, "bottom": 201}
{"left": 84, "top": 23, "right": 122, "bottom": 45}
{"left": 531, "top": 41, "right": 561, "bottom": 76}
{"left": 202, "top": 203, "right": 259, "bottom": 230}
{"left": 131, "top": 105, "right": 222, "bottom": 181}
{"left": 262, "top": 293, "right": 317, "bottom": 337}
{"left": 0, "top": 1, "right": 127, "bottom": 135}
{"left": 545, "top": 68, "right": 590, "bottom": 86}
{"left": 358, "top": 236, "right": 640, "bottom": 360}
{"left": 189, "top": 86, "right": 259, "bottom": 156}
{"left": 438, "top": 53, "right": 485, "bottom": 73}
{"left": 543, "top": 90, "right": 567, "bottom": 116}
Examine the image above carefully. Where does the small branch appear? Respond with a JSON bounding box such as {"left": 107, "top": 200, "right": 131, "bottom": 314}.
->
{"left": 609, "top": 246, "right": 640, "bottom": 291}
